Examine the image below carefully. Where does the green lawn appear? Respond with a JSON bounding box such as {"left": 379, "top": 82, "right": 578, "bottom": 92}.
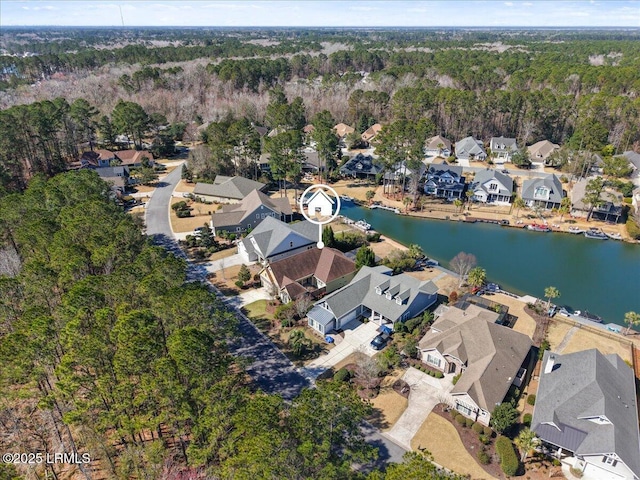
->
{"left": 242, "top": 300, "right": 273, "bottom": 332}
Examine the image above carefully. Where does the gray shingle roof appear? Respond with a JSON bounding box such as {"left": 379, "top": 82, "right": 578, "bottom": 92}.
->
{"left": 532, "top": 350, "right": 640, "bottom": 478}
{"left": 471, "top": 169, "right": 514, "bottom": 197}
{"left": 425, "top": 135, "right": 452, "bottom": 151}
{"left": 620, "top": 150, "right": 640, "bottom": 170}
{"left": 339, "top": 154, "right": 384, "bottom": 176}
{"left": 455, "top": 137, "right": 486, "bottom": 160}
{"left": 307, "top": 305, "right": 336, "bottom": 327}
{"left": 521, "top": 174, "right": 564, "bottom": 204}
{"left": 489, "top": 136, "right": 518, "bottom": 153}
{"left": 240, "top": 217, "right": 318, "bottom": 259}
{"left": 193, "top": 175, "right": 265, "bottom": 200}
{"left": 318, "top": 266, "right": 438, "bottom": 323}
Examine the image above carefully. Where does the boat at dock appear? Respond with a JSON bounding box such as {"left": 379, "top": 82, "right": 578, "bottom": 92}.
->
{"left": 526, "top": 223, "right": 551, "bottom": 232}
{"left": 584, "top": 228, "right": 608, "bottom": 240}
{"left": 572, "top": 310, "right": 603, "bottom": 323}
{"left": 605, "top": 232, "right": 622, "bottom": 240}
{"left": 567, "top": 226, "right": 585, "bottom": 234}
{"left": 353, "top": 219, "right": 372, "bottom": 231}
{"left": 340, "top": 195, "right": 353, "bottom": 202}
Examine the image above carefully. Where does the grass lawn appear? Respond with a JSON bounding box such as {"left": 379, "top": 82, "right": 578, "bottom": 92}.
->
{"left": 174, "top": 179, "right": 195, "bottom": 193}
{"left": 170, "top": 198, "right": 214, "bottom": 233}
{"left": 546, "top": 320, "right": 573, "bottom": 351}
{"left": 561, "top": 328, "right": 632, "bottom": 362}
{"left": 208, "top": 247, "right": 237, "bottom": 262}
{"left": 242, "top": 299, "right": 274, "bottom": 333}
{"left": 368, "top": 389, "right": 408, "bottom": 431}
{"left": 411, "top": 414, "right": 495, "bottom": 480}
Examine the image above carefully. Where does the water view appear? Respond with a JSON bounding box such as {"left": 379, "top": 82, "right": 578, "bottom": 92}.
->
{"left": 342, "top": 203, "right": 640, "bottom": 326}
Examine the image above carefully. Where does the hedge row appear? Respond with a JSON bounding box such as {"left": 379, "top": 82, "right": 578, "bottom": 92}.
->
{"left": 415, "top": 365, "right": 444, "bottom": 378}
{"left": 496, "top": 436, "right": 520, "bottom": 476}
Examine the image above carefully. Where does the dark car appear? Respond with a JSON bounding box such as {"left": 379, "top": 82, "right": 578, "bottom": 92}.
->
{"left": 370, "top": 332, "right": 390, "bottom": 350}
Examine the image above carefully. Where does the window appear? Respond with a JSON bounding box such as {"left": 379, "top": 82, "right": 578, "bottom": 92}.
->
{"left": 534, "top": 186, "right": 549, "bottom": 199}
{"left": 602, "top": 456, "right": 617, "bottom": 467}
{"left": 256, "top": 214, "right": 260, "bottom": 219}
{"left": 426, "top": 354, "right": 441, "bottom": 368}
{"left": 290, "top": 241, "right": 294, "bottom": 247}
{"left": 489, "top": 183, "right": 498, "bottom": 191}
{"left": 456, "top": 402, "right": 473, "bottom": 416}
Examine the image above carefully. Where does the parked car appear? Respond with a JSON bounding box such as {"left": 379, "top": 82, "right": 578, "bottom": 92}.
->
{"left": 370, "top": 332, "right": 390, "bottom": 350}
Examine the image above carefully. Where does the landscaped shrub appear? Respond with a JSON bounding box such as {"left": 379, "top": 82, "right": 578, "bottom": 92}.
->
{"left": 452, "top": 373, "right": 461, "bottom": 385}
{"left": 465, "top": 417, "right": 475, "bottom": 428}
{"left": 626, "top": 219, "right": 640, "bottom": 240}
{"left": 171, "top": 201, "right": 188, "bottom": 210}
{"left": 483, "top": 426, "right": 493, "bottom": 436}
{"left": 496, "top": 436, "right": 520, "bottom": 476}
{"left": 527, "top": 394, "right": 536, "bottom": 406}
{"left": 472, "top": 422, "right": 484, "bottom": 434}
{"left": 175, "top": 209, "right": 192, "bottom": 218}
{"left": 479, "top": 434, "right": 491, "bottom": 445}
{"left": 449, "top": 291, "right": 459, "bottom": 303}
{"left": 435, "top": 371, "right": 444, "bottom": 379}
{"left": 523, "top": 413, "right": 532, "bottom": 427}
{"left": 455, "top": 414, "right": 466, "bottom": 426}
{"left": 334, "top": 368, "right": 351, "bottom": 382}
{"left": 234, "top": 280, "right": 244, "bottom": 289}
{"left": 477, "top": 449, "right": 491, "bottom": 465}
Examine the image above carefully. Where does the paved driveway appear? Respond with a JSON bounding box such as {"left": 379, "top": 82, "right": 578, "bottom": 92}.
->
{"left": 385, "top": 367, "right": 454, "bottom": 450}
{"left": 204, "top": 253, "right": 244, "bottom": 273}
{"left": 301, "top": 320, "right": 381, "bottom": 380}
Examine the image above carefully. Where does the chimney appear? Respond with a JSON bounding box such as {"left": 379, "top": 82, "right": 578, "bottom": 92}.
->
{"left": 544, "top": 354, "right": 556, "bottom": 374}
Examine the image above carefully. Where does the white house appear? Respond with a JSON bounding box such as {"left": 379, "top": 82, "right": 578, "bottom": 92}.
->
{"left": 306, "top": 189, "right": 336, "bottom": 218}
{"left": 470, "top": 169, "right": 514, "bottom": 205}
{"left": 238, "top": 217, "right": 318, "bottom": 264}
{"left": 489, "top": 136, "right": 518, "bottom": 164}
{"left": 533, "top": 350, "right": 640, "bottom": 480}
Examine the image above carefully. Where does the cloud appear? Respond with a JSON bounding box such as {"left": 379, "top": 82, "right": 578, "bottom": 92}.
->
{"left": 504, "top": 1, "right": 513, "bottom": 6}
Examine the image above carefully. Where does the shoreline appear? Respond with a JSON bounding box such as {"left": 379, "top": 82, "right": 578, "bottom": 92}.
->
{"left": 355, "top": 199, "right": 638, "bottom": 245}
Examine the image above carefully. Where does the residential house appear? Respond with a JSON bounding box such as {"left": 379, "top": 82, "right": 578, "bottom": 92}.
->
{"left": 425, "top": 135, "right": 452, "bottom": 158}
{"left": 339, "top": 154, "right": 384, "bottom": 179}
{"left": 306, "top": 266, "right": 438, "bottom": 335}
{"left": 301, "top": 150, "right": 322, "bottom": 173}
{"left": 81, "top": 149, "right": 116, "bottom": 168}
{"left": 252, "top": 124, "right": 269, "bottom": 138}
{"left": 96, "top": 166, "right": 130, "bottom": 193}
{"left": 532, "top": 350, "right": 640, "bottom": 480}
{"left": 261, "top": 247, "right": 357, "bottom": 303}
{"left": 384, "top": 161, "right": 426, "bottom": 182}
{"left": 528, "top": 140, "right": 560, "bottom": 165}
{"left": 334, "top": 123, "right": 355, "bottom": 139}
{"left": 361, "top": 123, "right": 382, "bottom": 144}
{"left": 418, "top": 306, "right": 533, "bottom": 426}
{"left": 303, "top": 124, "right": 315, "bottom": 135}
{"left": 521, "top": 174, "right": 565, "bottom": 210}
{"left": 193, "top": 175, "right": 266, "bottom": 203}
{"left": 210, "top": 189, "right": 293, "bottom": 236}
{"left": 617, "top": 151, "right": 640, "bottom": 180}
{"left": 238, "top": 216, "right": 318, "bottom": 264}
{"left": 115, "top": 150, "right": 155, "bottom": 167}
{"left": 423, "top": 164, "right": 466, "bottom": 199}
{"left": 470, "top": 169, "right": 514, "bottom": 205}
{"left": 455, "top": 137, "right": 487, "bottom": 162}
{"left": 306, "top": 189, "right": 335, "bottom": 218}
{"left": 489, "top": 137, "right": 518, "bottom": 164}
{"left": 570, "top": 177, "right": 623, "bottom": 223}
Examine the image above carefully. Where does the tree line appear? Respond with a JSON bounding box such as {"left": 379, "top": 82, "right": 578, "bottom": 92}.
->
{"left": 0, "top": 170, "right": 466, "bottom": 479}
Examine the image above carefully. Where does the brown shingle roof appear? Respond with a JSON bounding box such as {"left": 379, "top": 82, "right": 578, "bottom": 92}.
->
{"left": 361, "top": 123, "right": 382, "bottom": 142}
{"left": 334, "top": 123, "right": 355, "bottom": 138}
{"left": 268, "top": 247, "right": 356, "bottom": 289}
{"left": 115, "top": 150, "right": 154, "bottom": 166}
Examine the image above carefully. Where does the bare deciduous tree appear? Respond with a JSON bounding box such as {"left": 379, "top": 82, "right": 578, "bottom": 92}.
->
{"left": 294, "top": 294, "right": 312, "bottom": 319}
{"left": 450, "top": 252, "right": 477, "bottom": 287}
{"left": 353, "top": 350, "right": 381, "bottom": 390}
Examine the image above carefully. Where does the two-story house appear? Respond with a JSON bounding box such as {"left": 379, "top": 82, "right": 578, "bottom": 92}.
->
{"left": 469, "top": 169, "right": 514, "bottom": 205}
{"left": 455, "top": 136, "right": 487, "bottom": 162}
{"left": 489, "top": 137, "right": 518, "bottom": 164}
{"left": 423, "top": 164, "right": 466, "bottom": 199}
{"left": 521, "top": 174, "right": 565, "bottom": 210}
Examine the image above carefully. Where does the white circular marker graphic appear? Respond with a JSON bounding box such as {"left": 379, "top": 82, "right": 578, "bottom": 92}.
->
{"left": 299, "top": 184, "right": 341, "bottom": 249}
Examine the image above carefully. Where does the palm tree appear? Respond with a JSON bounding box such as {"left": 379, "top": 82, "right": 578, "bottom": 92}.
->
{"left": 288, "top": 329, "right": 312, "bottom": 356}
{"left": 453, "top": 198, "right": 463, "bottom": 213}
{"left": 403, "top": 196, "right": 412, "bottom": 213}
{"left": 515, "top": 427, "right": 540, "bottom": 462}
{"left": 624, "top": 311, "right": 640, "bottom": 336}
{"left": 558, "top": 197, "right": 571, "bottom": 220}
{"left": 468, "top": 267, "right": 487, "bottom": 289}
{"left": 465, "top": 191, "right": 473, "bottom": 211}
{"left": 365, "top": 190, "right": 375, "bottom": 205}
{"left": 544, "top": 286, "right": 560, "bottom": 311}
{"left": 513, "top": 196, "right": 526, "bottom": 219}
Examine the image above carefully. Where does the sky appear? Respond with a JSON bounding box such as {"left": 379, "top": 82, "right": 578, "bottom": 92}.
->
{"left": 1, "top": 0, "right": 639, "bottom": 27}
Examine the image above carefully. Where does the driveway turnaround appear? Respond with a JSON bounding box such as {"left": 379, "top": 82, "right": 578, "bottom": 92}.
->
{"left": 205, "top": 253, "right": 245, "bottom": 274}
{"left": 301, "top": 321, "right": 381, "bottom": 380}
{"left": 385, "top": 367, "right": 454, "bottom": 450}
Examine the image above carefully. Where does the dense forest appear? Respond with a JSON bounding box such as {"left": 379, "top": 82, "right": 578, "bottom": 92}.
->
{"left": 0, "top": 170, "right": 468, "bottom": 479}
{"left": 1, "top": 28, "right": 639, "bottom": 193}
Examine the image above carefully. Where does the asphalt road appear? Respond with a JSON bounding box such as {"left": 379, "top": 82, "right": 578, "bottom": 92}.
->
{"left": 144, "top": 166, "right": 407, "bottom": 465}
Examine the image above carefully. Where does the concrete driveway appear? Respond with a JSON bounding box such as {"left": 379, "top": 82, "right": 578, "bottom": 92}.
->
{"left": 301, "top": 320, "right": 381, "bottom": 380}
{"left": 384, "top": 367, "right": 454, "bottom": 450}
{"left": 204, "top": 253, "right": 245, "bottom": 273}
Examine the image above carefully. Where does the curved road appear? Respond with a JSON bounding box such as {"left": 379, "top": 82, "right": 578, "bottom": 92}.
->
{"left": 144, "top": 164, "right": 407, "bottom": 467}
